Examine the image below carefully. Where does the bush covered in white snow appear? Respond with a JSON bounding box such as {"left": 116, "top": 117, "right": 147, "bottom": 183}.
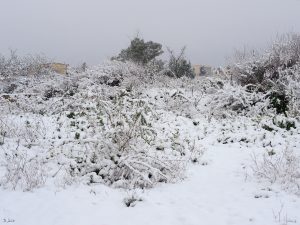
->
{"left": 251, "top": 148, "right": 300, "bottom": 195}
{"left": 0, "top": 50, "right": 51, "bottom": 78}
{"left": 0, "top": 33, "right": 300, "bottom": 195}
{"left": 226, "top": 33, "right": 300, "bottom": 117}
{"left": 60, "top": 88, "right": 204, "bottom": 189}
{"left": 1, "top": 149, "right": 47, "bottom": 191}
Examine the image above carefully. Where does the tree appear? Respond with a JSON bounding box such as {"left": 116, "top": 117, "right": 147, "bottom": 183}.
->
{"left": 166, "top": 47, "right": 195, "bottom": 78}
{"left": 113, "top": 37, "right": 163, "bottom": 65}
{"left": 81, "top": 62, "right": 87, "bottom": 72}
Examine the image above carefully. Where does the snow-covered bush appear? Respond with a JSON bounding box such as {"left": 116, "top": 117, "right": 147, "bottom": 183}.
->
{"left": 204, "top": 33, "right": 300, "bottom": 119}
{"left": 97, "top": 91, "right": 157, "bottom": 153}
{"left": 123, "top": 191, "right": 143, "bottom": 207}
{"left": 0, "top": 50, "right": 50, "bottom": 78}
{"left": 64, "top": 89, "right": 203, "bottom": 189}
{"left": 230, "top": 33, "right": 300, "bottom": 89}
{"left": 1, "top": 149, "right": 47, "bottom": 191}
{"left": 203, "top": 82, "right": 267, "bottom": 118}
{"left": 0, "top": 116, "right": 47, "bottom": 145}
{"left": 251, "top": 148, "right": 300, "bottom": 195}
{"left": 88, "top": 60, "right": 166, "bottom": 91}
{"left": 272, "top": 115, "right": 296, "bottom": 131}
{"left": 0, "top": 115, "right": 48, "bottom": 191}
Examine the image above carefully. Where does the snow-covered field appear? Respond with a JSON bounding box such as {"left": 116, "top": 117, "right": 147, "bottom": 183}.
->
{"left": 0, "top": 61, "right": 300, "bottom": 225}
{"left": 1, "top": 145, "right": 300, "bottom": 225}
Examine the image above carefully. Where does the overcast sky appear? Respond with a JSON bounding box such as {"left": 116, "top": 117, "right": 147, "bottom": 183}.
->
{"left": 0, "top": 0, "right": 300, "bottom": 66}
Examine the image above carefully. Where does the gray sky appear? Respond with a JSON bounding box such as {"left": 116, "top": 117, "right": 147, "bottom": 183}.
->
{"left": 1, "top": 0, "right": 300, "bottom": 66}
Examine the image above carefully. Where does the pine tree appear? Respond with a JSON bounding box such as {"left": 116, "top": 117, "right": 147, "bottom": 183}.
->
{"left": 113, "top": 37, "right": 163, "bottom": 65}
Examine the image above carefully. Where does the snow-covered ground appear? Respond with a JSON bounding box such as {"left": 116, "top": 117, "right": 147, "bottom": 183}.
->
{"left": 1, "top": 144, "right": 299, "bottom": 225}
{"left": 0, "top": 62, "right": 300, "bottom": 225}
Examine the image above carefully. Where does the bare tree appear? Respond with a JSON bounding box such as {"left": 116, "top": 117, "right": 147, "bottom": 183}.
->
{"left": 166, "top": 46, "right": 195, "bottom": 78}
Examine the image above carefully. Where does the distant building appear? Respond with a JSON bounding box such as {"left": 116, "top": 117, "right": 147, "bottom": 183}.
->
{"left": 193, "top": 65, "right": 201, "bottom": 76}
{"left": 45, "top": 63, "right": 68, "bottom": 75}
{"left": 193, "top": 65, "right": 212, "bottom": 76}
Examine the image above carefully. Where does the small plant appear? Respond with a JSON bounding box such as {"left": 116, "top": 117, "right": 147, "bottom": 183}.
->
{"left": 262, "top": 124, "right": 274, "bottom": 132}
{"left": 75, "top": 132, "right": 80, "bottom": 139}
{"left": 0, "top": 131, "right": 5, "bottom": 145}
{"left": 67, "top": 112, "right": 76, "bottom": 119}
{"left": 273, "top": 116, "right": 296, "bottom": 131}
{"left": 285, "top": 121, "right": 296, "bottom": 131}
{"left": 267, "top": 149, "right": 276, "bottom": 156}
{"left": 269, "top": 91, "right": 289, "bottom": 116}
{"left": 193, "top": 121, "right": 200, "bottom": 126}
{"left": 98, "top": 117, "right": 104, "bottom": 126}
{"left": 43, "top": 87, "right": 61, "bottom": 100}
{"left": 123, "top": 193, "right": 143, "bottom": 207}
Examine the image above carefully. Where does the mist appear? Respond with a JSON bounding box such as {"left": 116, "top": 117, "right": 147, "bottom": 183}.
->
{"left": 1, "top": 0, "right": 300, "bottom": 66}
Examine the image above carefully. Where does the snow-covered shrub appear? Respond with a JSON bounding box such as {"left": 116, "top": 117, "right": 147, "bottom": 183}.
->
{"left": 230, "top": 33, "right": 300, "bottom": 89}
{"left": 62, "top": 89, "right": 204, "bottom": 189}
{"left": 0, "top": 50, "right": 50, "bottom": 78}
{"left": 251, "top": 148, "right": 300, "bottom": 195}
{"left": 0, "top": 116, "right": 47, "bottom": 145}
{"left": 198, "top": 78, "right": 269, "bottom": 118}
{"left": 204, "top": 33, "right": 300, "bottom": 119}
{"left": 98, "top": 91, "right": 157, "bottom": 153}
{"left": 140, "top": 77, "right": 221, "bottom": 118}
{"left": 90, "top": 61, "right": 143, "bottom": 88}
{"left": 123, "top": 192, "right": 143, "bottom": 207}
{"left": 89, "top": 60, "right": 166, "bottom": 90}
{"left": 268, "top": 91, "right": 289, "bottom": 116}
{"left": 272, "top": 115, "right": 296, "bottom": 131}
{"left": 227, "top": 33, "right": 300, "bottom": 116}
{"left": 0, "top": 50, "right": 23, "bottom": 78}
{"left": 0, "top": 115, "right": 48, "bottom": 191}
{"left": 156, "top": 88, "right": 202, "bottom": 118}
{"left": 1, "top": 149, "right": 47, "bottom": 191}
{"left": 43, "top": 77, "right": 79, "bottom": 100}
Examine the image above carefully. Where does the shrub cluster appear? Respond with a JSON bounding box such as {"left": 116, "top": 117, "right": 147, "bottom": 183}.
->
{"left": 0, "top": 50, "right": 50, "bottom": 77}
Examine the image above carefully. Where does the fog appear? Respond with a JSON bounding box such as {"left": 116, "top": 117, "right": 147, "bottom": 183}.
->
{"left": 0, "top": 0, "right": 300, "bottom": 66}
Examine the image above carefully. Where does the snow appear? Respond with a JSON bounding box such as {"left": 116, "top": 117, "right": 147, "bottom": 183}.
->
{"left": 1, "top": 145, "right": 299, "bottom": 225}
{"left": 1, "top": 60, "right": 300, "bottom": 225}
